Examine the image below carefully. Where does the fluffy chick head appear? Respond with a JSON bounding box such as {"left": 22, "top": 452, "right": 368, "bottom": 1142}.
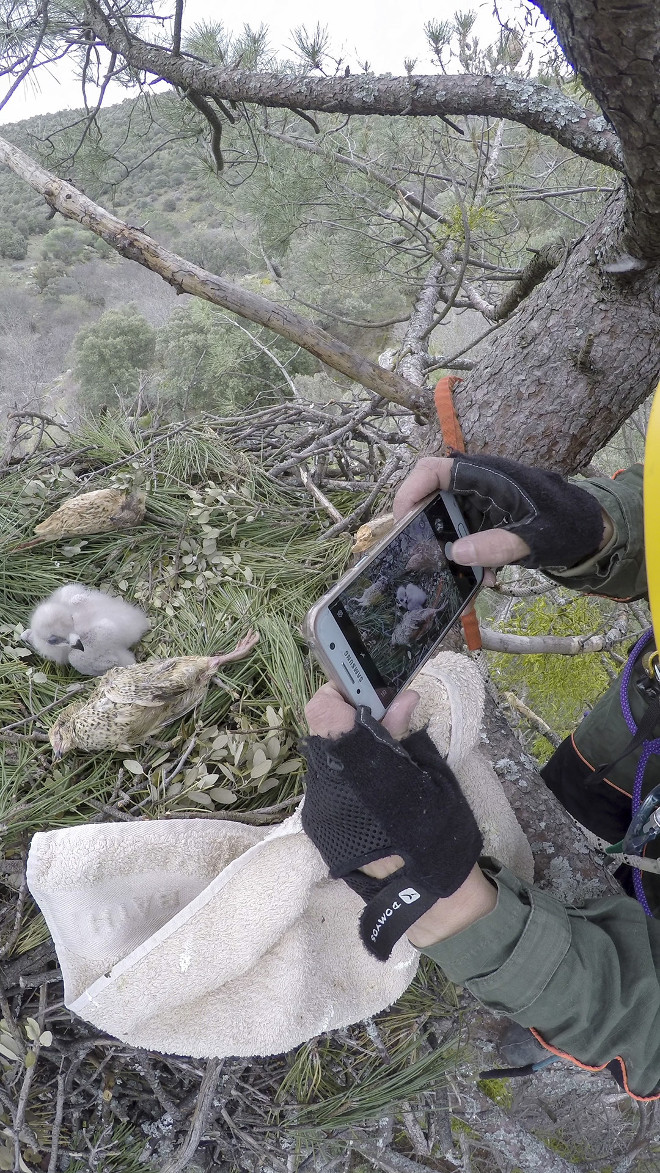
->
{"left": 22, "top": 599, "right": 84, "bottom": 665}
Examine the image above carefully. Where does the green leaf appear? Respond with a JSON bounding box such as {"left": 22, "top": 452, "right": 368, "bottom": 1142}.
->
{"left": 250, "top": 758, "right": 272, "bottom": 779}
{"left": 209, "top": 787, "right": 237, "bottom": 805}
{"left": 23, "top": 1050, "right": 36, "bottom": 1068}
{"left": 266, "top": 736, "right": 281, "bottom": 760}
{"left": 275, "top": 758, "right": 303, "bottom": 774}
{"left": 187, "top": 791, "right": 214, "bottom": 808}
{"left": 38, "top": 1031, "right": 53, "bottom": 1047}
{"left": 257, "top": 774, "right": 281, "bottom": 793}
{"left": 266, "top": 705, "right": 282, "bottom": 728}
{"left": 122, "top": 759, "right": 144, "bottom": 775}
{"left": 24, "top": 1018, "right": 40, "bottom": 1042}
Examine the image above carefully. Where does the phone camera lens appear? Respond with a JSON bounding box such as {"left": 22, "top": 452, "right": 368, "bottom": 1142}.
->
{"left": 329, "top": 642, "right": 335, "bottom": 650}
{"left": 337, "top": 609, "right": 344, "bottom": 617}
{"left": 356, "top": 688, "right": 361, "bottom": 695}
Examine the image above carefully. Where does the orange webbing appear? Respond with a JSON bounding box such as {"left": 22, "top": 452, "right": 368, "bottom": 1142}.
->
{"left": 433, "top": 375, "right": 482, "bottom": 651}
{"left": 434, "top": 375, "right": 465, "bottom": 454}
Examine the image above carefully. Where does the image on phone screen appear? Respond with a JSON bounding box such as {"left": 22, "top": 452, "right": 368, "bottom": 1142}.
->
{"left": 328, "top": 496, "right": 478, "bottom": 707}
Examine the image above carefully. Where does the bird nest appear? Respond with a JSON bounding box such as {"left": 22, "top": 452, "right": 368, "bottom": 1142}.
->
{"left": 0, "top": 409, "right": 460, "bottom": 1172}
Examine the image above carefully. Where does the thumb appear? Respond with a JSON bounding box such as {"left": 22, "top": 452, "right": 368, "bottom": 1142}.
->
{"left": 449, "top": 529, "right": 531, "bottom": 568}
{"left": 382, "top": 689, "right": 419, "bottom": 740}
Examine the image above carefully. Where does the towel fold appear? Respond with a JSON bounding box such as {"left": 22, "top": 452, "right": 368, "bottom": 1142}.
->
{"left": 27, "top": 810, "right": 418, "bottom": 1058}
{"left": 26, "top": 650, "right": 532, "bottom": 1059}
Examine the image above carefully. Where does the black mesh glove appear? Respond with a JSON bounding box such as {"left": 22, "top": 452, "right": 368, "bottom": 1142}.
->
{"left": 301, "top": 708, "right": 483, "bottom": 961}
{"left": 448, "top": 452, "right": 605, "bottom": 570}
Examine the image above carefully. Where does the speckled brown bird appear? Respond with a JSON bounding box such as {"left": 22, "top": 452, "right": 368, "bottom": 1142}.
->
{"left": 34, "top": 486, "right": 147, "bottom": 540}
{"left": 391, "top": 607, "right": 440, "bottom": 647}
{"left": 49, "top": 631, "right": 259, "bottom": 757}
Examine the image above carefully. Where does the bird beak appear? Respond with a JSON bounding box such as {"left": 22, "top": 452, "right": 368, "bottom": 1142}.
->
{"left": 50, "top": 731, "right": 64, "bottom": 761}
{"left": 68, "top": 635, "right": 85, "bottom": 651}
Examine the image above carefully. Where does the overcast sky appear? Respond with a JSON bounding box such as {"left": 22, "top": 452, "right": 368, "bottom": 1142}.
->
{"left": 0, "top": 0, "right": 539, "bottom": 126}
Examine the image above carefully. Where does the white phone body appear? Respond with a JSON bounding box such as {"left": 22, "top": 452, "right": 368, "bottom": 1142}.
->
{"left": 303, "top": 491, "right": 484, "bottom": 719}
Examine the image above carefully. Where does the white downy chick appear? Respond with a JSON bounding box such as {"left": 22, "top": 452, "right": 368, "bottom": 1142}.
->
{"left": 396, "top": 583, "right": 428, "bottom": 611}
{"left": 23, "top": 583, "right": 149, "bottom": 675}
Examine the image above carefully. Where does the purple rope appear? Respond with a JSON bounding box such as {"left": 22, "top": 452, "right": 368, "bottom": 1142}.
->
{"left": 619, "top": 629, "right": 660, "bottom": 916}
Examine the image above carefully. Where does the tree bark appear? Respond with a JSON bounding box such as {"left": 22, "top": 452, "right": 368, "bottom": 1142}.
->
{"left": 536, "top": 0, "right": 660, "bottom": 257}
{"left": 82, "top": 3, "right": 622, "bottom": 170}
{"left": 451, "top": 188, "right": 660, "bottom": 469}
{"left": 0, "top": 136, "right": 429, "bottom": 414}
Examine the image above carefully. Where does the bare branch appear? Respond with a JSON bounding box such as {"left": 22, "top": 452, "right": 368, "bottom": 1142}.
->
{"left": 503, "top": 691, "right": 562, "bottom": 747}
{"left": 82, "top": 4, "right": 623, "bottom": 170}
{"left": 0, "top": 134, "right": 429, "bottom": 415}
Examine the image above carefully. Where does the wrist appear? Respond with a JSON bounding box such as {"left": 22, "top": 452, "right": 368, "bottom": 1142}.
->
{"left": 405, "top": 865, "right": 497, "bottom": 947}
{"left": 599, "top": 508, "right": 615, "bottom": 551}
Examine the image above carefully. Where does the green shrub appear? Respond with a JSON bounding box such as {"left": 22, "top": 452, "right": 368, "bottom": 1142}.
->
{"left": 0, "top": 221, "right": 27, "bottom": 259}
{"left": 73, "top": 304, "right": 157, "bottom": 407}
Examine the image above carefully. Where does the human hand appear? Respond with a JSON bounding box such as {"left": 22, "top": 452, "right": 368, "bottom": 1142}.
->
{"left": 301, "top": 695, "right": 483, "bottom": 959}
{"left": 305, "top": 680, "right": 419, "bottom": 740}
{"left": 393, "top": 454, "right": 611, "bottom": 571}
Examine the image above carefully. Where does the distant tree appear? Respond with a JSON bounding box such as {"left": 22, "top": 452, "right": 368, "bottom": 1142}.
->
{"left": 41, "top": 225, "right": 96, "bottom": 266}
{"left": 31, "top": 257, "right": 66, "bottom": 294}
{"left": 157, "top": 299, "right": 315, "bottom": 411}
{"left": 73, "top": 304, "right": 156, "bottom": 407}
{"left": 0, "top": 221, "right": 27, "bottom": 260}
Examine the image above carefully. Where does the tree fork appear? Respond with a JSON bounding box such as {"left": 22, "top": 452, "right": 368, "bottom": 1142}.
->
{"left": 0, "top": 136, "right": 429, "bottom": 415}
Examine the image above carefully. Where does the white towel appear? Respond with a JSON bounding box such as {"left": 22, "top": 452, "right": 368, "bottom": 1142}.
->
{"left": 26, "top": 650, "right": 532, "bottom": 1059}
{"left": 27, "top": 810, "right": 418, "bottom": 1058}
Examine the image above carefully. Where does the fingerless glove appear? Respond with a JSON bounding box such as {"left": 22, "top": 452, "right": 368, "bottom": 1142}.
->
{"left": 301, "top": 708, "right": 482, "bottom": 960}
{"left": 449, "top": 452, "right": 605, "bottom": 570}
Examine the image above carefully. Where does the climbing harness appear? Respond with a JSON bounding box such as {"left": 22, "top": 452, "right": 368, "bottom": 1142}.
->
{"left": 596, "top": 379, "right": 660, "bottom": 914}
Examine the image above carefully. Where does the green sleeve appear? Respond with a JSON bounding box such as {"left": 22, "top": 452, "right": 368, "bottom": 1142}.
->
{"left": 543, "top": 464, "right": 646, "bottom": 599}
{"left": 423, "top": 861, "right": 660, "bottom": 1098}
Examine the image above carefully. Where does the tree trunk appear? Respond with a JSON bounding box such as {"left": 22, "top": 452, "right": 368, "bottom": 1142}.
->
{"left": 452, "top": 188, "right": 660, "bottom": 469}
{"left": 537, "top": 0, "right": 660, "bottom": 258}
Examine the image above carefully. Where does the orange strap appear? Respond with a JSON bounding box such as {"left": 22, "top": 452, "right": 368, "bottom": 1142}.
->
{"left": 433, "top": 376, "right": 482, "bottom": 651}
{"left": 434, "top": 375, "right": 465, "bottom": 455}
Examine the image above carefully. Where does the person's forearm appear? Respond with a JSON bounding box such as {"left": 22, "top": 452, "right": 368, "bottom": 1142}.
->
{"left": 360, "top": 858, "right": 497, "bottom": 946}
{"left": 405, "top": 865, "right": 497, "bottom": 947}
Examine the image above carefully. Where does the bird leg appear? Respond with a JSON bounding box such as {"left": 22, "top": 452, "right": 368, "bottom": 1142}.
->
{"left": 211, "top": 630, "right": 259, "bottom": 666}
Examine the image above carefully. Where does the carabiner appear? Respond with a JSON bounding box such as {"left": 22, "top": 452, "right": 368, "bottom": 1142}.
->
{"left": 621, "top": 782, "right": 660, "bottom": 856}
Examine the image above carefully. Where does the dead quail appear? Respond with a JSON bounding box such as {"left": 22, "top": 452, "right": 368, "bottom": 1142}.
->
{"left": 49, "top": 631, "right": 259, "bottom": 757}
{"left": 405, "top": 539, "right": 446, "bottom": 574}
{"left": 391, "top": 607, "right": 439, "bottom": 647}
{"left": 33, "top": 486, "right": 147, "bottom": 540}
{"left": 352, "top": 513, "right": 395, "bottom": 556}
{"left": 23, "top": 583, "right": 149, "bottom": 674}
{"left": 350, "top": 576, "right": 388, "bottom": 608}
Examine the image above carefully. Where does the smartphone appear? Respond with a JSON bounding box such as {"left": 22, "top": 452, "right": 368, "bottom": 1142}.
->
{"left": 303, "top": 492, "right": 483, "bottom": 720}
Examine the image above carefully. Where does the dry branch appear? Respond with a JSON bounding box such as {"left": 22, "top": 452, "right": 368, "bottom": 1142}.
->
{"left": 0, "top": 136, "right": 429, "bottom": 416}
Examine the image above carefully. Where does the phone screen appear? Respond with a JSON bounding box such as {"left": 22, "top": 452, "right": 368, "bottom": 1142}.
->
{"left": 328, "top": 496, "right": 478, "bottom": 707}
